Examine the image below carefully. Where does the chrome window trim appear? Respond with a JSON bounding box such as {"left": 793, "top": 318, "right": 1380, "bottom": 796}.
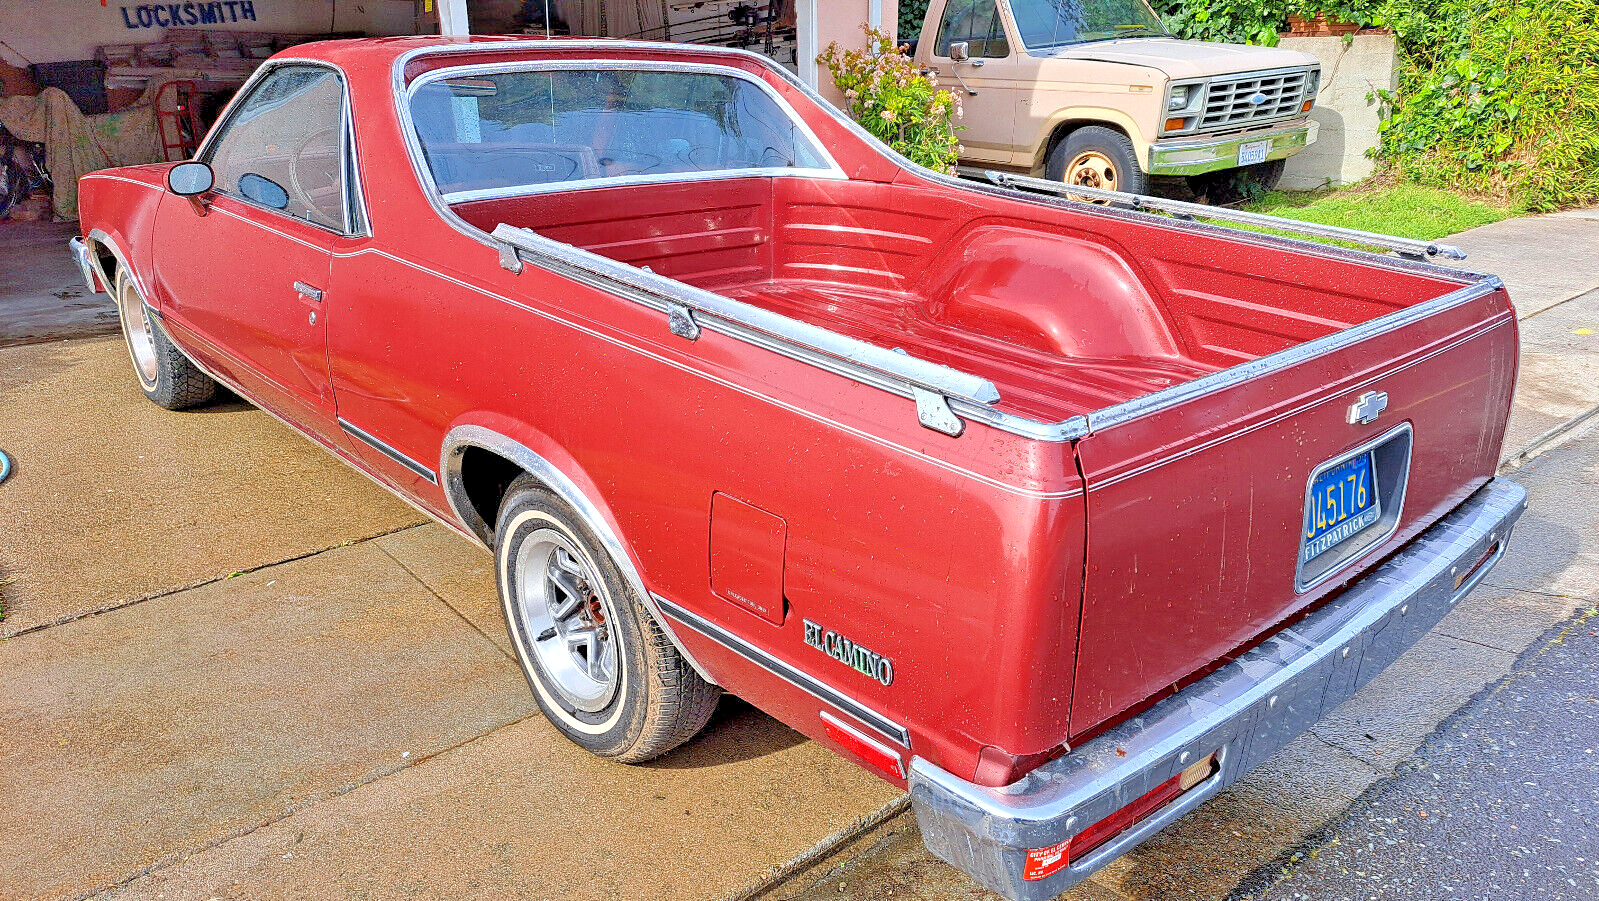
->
{"left": 196, "top": 58, "right": 372, "bottom": 239}
{"left": 405, "top": 59, "right": 846, "bottom": 205}
{"left": 388, "top": 40, "right": 1502, "bottom": 445}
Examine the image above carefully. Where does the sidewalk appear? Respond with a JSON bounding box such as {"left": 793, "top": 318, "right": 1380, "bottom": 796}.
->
{"left": 755, "top": 210, "right": 1599, "bottom": 901}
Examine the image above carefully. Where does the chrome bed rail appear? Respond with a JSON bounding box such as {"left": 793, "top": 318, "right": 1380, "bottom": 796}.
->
{"left": 967, "top": 169, "right": 1468, "bottom": 262}
{"left": 490, "top": 223, "right": 1006, "bottom": 438}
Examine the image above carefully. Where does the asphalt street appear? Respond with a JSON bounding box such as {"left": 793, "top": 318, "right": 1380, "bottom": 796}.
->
{"left": 1235, "top": 434, "right": 1599, "bottom": 901}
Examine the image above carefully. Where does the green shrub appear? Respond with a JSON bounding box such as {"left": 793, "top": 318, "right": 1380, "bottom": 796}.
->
{"left": 1152, "top": 0, "right": 1599, "bottom": 210}
{"left": 817, "top": 26, "right": 963, "bottom": 173}
{"left": 899, "top": 0, "right": 931, "bottom": 41}
{"left": 1377, "top": 0, "right": 1599, "bottom": 211}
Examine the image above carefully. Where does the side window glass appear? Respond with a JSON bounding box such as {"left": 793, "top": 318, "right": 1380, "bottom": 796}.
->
{"left": 936, "top": 0, "right": 1011, "bottom": 58}
{"left": 206, "top": 66, "right": 349, "bottom": 231}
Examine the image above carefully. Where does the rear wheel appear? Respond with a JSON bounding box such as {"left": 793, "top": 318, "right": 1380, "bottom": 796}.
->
{"left": 114, "top": 268, "right": 217, "bottom": 410}
{"left": 496, "top": 474, "right": 719, "bottom": 762}
{"left": 1047, "top": 126, "right": 1147, "bottom": 197}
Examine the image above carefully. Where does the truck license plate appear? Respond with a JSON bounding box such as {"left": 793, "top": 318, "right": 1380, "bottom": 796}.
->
{"left": 1302, "top": 452, "right": 1380, "bottom": 563}
{"left": 1238, "top": 140, "right": 1271, "bottom": 166}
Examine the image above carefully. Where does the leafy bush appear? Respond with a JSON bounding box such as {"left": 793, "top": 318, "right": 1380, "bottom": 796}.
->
{"left": 1377, "top": 0, "right": 1599, "bottom": 211}
{"left": 817, "top": 26, "right": 963, "bottom": 173}
{"left": 1152, "top": 0, "right": 1599, "bottom": 210}
{"left": 899, "top": 0, "right": 931, "bottom": 41}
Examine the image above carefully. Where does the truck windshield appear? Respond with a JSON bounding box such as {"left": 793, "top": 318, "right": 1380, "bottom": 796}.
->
{"left": 1010, "top": 0, "right": 1170, "bottom": 49}
{"left": 408, "top": 66, "right": 834, "bottom": 201}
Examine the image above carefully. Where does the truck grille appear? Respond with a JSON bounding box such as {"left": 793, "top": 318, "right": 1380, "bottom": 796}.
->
{"left": 1200, "top": 69, "right": 1311, "bottom": 131}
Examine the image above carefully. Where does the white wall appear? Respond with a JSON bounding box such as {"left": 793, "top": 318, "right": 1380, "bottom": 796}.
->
{"left": 1278, "top": 33, "right": 1398, "bottom": 189}
{"left": 0, "top": 0, "right": 420, "bottom": 67}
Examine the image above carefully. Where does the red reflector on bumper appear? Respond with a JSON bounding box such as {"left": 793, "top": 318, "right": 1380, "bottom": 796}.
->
{"left": 820, "top": 711, "right": 904, "bottom": 780}
{"left": 1023, "top": 753, "right": 1216, "bottom": 881}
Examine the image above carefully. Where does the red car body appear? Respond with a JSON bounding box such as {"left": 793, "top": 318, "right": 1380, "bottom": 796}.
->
{"left": 73, "top": 37, "right": 1526, "bottom": 899}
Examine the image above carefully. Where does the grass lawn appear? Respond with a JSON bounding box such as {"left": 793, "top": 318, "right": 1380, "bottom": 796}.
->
{"left": 1240, "top": 181, "right": 1511, "bottom": 241}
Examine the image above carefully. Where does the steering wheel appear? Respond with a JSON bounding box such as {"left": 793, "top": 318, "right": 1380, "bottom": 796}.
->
{"left": 288, "top": 124, "right": 344, "bottom": 224}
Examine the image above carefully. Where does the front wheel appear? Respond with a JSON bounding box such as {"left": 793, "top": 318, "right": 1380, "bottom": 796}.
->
{"left": 1047, "top": 126, "right": 1148, "bottom": 197}
{"left": 496, "top": 475, "right": 719, "bottom": 762}
{"left": 114, "top": 268, "right": 217, "bottom": 410}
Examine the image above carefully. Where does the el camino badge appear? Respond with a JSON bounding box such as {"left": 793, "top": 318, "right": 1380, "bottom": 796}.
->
{"left": 804, "top": 619, "right": 895, "bottom": 686}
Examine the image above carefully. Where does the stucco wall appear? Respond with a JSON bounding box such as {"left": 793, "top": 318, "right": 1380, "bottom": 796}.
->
{"left": 0, "top": 1, "right": 420, "bottom": 67}
{"left": 808, "top": 0, "right": 898, "bottom": 104}
{"left": 1278, "top": 33, "right": 1398, "bottom": 189}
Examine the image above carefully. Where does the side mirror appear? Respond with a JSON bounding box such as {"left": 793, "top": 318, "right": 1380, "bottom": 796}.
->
{"left": 167, "top": 161, "right": 214, "bottom": 196}
{"left": 948, "top": 41, "right": 970, "bottom": 62}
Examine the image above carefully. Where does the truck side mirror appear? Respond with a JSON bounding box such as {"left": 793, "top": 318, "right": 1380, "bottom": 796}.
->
{"left": 948, "top": 41, "right": 970, "bottom": 62}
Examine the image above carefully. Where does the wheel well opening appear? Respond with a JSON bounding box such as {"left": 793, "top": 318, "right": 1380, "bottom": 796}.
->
{"left": 458, "top": 445, "right": 525, "bottom": 540}
{"left": 1045, "top": 120, "right": 1130, "bottom": 160}
{"left": 89, "top": 241, "right": 119, "bottom": 288}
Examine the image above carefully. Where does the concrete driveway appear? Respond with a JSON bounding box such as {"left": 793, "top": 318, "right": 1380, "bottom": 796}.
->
{"left": 0, "top": 337, "right": 900, "bottom": 900}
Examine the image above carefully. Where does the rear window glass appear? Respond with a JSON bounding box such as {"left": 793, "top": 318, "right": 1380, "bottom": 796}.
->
{"left": 408, "top": 67, "right": 832, "bottom": 199}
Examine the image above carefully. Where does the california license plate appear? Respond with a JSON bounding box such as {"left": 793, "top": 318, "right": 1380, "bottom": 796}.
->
{"left": 1302, "top": 452, "right": 1380, "bottom": 563}
{"left": 1238, "top": 140, "right": 1271, "bottom": 166}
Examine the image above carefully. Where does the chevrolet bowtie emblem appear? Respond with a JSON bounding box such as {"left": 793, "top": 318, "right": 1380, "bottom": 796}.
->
{"left": 1347, "top": 391, "right": 1389, "bottom": 425}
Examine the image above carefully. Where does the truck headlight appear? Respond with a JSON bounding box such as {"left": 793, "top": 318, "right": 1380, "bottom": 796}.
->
{"left": 1167, "top": 85, "right": 1191, "bottom": 110}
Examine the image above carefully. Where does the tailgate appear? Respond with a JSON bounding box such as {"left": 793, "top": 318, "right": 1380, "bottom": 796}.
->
{"left": 1069, "top": 276, "right": 1517, "bottom": 736}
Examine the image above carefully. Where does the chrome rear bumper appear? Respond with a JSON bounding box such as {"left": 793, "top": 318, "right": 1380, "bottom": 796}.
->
{"left": 909, "top": 477, "right": 1527, "bottom": 901}
{"left": 68, "top": 236, "right": 102, "bottom": 294}
{"left": 1147, "top": 120, "right": 1316, "bottom": 176}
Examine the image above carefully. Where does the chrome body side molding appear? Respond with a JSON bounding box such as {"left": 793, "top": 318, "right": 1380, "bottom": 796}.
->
{"left": 653, "top": 593, "right": 911, "bottom": 747}
{"left": 439, "top": 424, "right": 715, "bottom": 683}
{"left": 908, "top": 478, "right": 1527, "bottom": 901}
{"left": 339, "top": 418, "right": 438, "bottom": 483}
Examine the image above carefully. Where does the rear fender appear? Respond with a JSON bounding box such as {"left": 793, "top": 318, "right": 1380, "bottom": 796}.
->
{"left": 439, "top": 416, "right": 716, "bottom": 684}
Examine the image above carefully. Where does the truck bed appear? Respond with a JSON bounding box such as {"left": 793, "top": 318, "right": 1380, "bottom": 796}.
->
{"left": 453, "top": 174, "right": 1469, "bottom": 425}
{"left": 462, "top": 166, "right": 1512, "bottom": 745}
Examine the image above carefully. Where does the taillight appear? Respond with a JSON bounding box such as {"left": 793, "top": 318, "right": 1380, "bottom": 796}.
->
{"left": 1023, "top": 753, "right": 1217, "bottom": 881}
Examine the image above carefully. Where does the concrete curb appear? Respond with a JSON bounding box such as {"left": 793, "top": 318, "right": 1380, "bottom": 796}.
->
{"left": 729, "top": 794, "right": 913, "bottom": 901}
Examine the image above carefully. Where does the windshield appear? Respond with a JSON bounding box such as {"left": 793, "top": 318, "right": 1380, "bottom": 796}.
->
{"left": 1009, "top": 0, "right": 1170, "bottom": 49}
{"left": 409, "top": 67, "right": 833, "bottom": 200}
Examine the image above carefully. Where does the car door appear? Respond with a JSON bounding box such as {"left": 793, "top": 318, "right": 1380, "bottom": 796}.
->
{"left": 152, "top": 63, "right": 360, "bottom": 440}
{"left": 927, "top": 0, "right": 1023, "bottom": 164}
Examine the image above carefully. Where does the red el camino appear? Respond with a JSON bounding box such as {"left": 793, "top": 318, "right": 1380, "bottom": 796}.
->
{"left": 70, "top": 36, "right": 1526, "bottom": 899}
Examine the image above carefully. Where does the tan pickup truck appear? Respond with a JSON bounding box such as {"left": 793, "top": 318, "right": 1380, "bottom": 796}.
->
{"left": 912, "top": 0, "right": 1321, "bottom": 195}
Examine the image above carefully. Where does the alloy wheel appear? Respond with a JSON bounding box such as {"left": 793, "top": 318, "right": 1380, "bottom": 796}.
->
{"left": 514, "top": 528, "right": 620, "bottom": 712}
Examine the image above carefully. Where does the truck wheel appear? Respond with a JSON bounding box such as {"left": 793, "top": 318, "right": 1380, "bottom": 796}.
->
{"left": 114, "top": 268, "right": 217, "bottom": 410}
{"left": 496, "top": 474, "right": 720, "bottom": 762}
{"left": 1048, "top": 126, "right": 1147, "bottom": 196}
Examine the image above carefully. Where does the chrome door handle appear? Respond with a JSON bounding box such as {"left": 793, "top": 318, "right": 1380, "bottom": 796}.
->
{"left": 294, "top": 281, "right": 324, "bottom": 302}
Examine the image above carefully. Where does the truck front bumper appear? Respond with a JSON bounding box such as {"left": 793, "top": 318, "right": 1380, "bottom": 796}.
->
{"left": 909, "top": 477, "right": 1527, "bottom": 901}
{"left": 68, "top": 236, "right": 103, "bottom": 294}
{"left": 1147, "top": 120, "right": 1316, "bottom": 177}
